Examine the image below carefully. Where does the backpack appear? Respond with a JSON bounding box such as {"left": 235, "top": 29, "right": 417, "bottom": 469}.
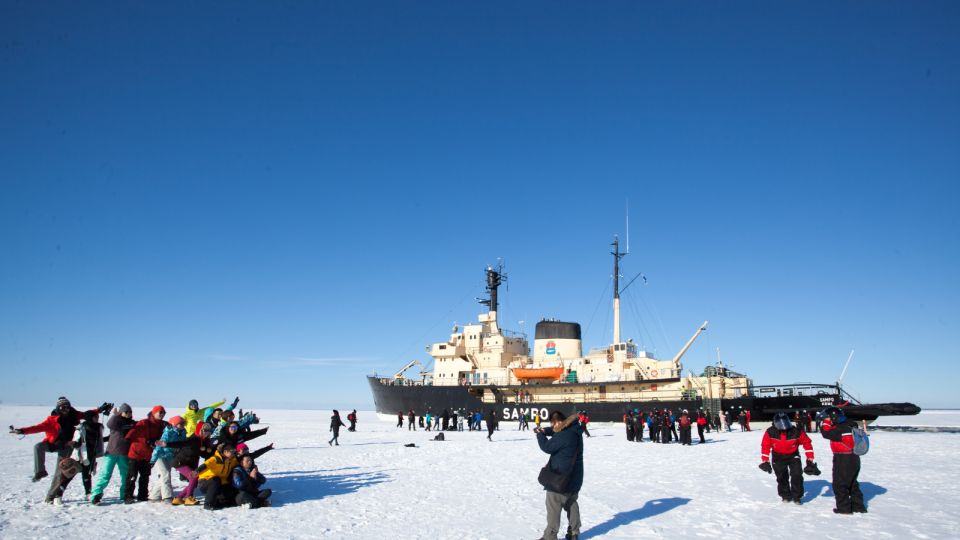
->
{"left": 851, "top": 425, "right": 869, "bottom": 456}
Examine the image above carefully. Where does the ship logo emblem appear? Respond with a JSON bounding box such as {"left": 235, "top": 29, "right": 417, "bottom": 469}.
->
{"left": 546, "top": 341, "right": 556, "bottom": 355}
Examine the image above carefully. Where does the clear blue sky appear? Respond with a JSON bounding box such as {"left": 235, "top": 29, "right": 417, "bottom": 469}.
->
{"left": 1, "top": 2, "right": 957, "bottom": 411}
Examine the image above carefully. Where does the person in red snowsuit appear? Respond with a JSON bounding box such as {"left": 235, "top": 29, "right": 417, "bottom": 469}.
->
{"left": 820, "top": 406, "right": 866, "bottom": 514}
{"left": 759, "top": 412, "right": 819, "bottom": 504}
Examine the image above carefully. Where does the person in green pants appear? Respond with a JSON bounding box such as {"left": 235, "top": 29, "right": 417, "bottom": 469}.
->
{"left": 90, "top": 404, "right": 135, "bottom": 505}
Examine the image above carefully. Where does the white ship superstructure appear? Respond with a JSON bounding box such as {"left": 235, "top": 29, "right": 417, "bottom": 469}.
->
{"left": 396, "top": 238, "right": 752, "bottom": 408}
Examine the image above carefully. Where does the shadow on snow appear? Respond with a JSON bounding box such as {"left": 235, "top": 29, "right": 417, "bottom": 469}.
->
{"left": 268, "top": 470, "right": 391, "bottom": 506}
{"left": 802, "top": 480, "right": 887, "bottom": 505}
{"left": 580, "top": 497, "right": 691, "bottom": 539}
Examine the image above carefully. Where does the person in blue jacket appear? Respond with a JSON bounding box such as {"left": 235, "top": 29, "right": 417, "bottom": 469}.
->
{"left": 535, "top": 411, "right": 584, "bottom": 540}
{"left": 232, "top": 455, "right": 271, "bottom": 508}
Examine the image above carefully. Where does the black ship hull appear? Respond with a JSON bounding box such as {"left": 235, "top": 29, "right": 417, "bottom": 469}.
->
{"left": 368, "top": 376, "right": 921, "bottom": 423}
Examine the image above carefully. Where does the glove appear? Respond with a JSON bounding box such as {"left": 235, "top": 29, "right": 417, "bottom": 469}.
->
{"left": 10, "top": 427, "right": 23, "bottom": 435}
{"left": 231, "top": 396, "right": 240, "bottom": 408}
{"left": 98, "top": 402, "right": 113, "bottom": 414}
{"left": 758, "top": 462, "right": 773, "bottom": 474}
{"left": 803, "top": 460, "right": 821, "bottom": 476}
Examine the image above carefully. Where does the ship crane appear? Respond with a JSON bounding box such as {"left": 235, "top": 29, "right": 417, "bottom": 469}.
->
{"left": 671, "top": 321, "right": 709, "bottom": 371}
{"left": 394, "top": 359, "right": 430, "bottom": 381}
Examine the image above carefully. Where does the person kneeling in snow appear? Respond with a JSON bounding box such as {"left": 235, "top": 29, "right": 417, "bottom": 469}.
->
{"left": 233, "top": 454, "right": 271, "bottom": 508}
{"left": 197, "top": 444, "right": 239, "bottom": 510}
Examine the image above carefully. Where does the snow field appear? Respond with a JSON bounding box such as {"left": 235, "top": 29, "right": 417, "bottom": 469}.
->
{"left": 0, "top": 406, "right": 957, "bottom": 539}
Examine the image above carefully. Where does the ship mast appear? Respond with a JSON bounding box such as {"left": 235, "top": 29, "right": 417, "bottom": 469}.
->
{"left": 479, "top": 264, "right": 503, "bottom": 334}
{"left": 612, "top": 236, "right": 625, "bottom": 345}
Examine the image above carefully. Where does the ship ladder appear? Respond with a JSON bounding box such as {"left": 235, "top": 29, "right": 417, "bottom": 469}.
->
{"left": 704, "top": 397, "right": 722, "bottom": 416}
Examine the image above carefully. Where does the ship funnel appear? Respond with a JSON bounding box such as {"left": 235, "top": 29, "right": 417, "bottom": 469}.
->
{"left": 533, "top": 320, "right": 582, "bottom": 362}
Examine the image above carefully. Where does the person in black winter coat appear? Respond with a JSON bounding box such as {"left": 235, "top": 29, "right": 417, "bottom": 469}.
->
{"left": 536, "top": 412, "right": 584, "bottom": 540}
{"left": 165, "top": 423, "right": 218, "bottom": 505}
{"left": 328, "top": 410, "right": 346, "bottom": 446}
{"left": 486, "top": 409, "right": 499, "bottom": 441}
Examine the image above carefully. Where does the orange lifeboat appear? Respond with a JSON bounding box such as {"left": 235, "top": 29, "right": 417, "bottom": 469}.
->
{"left": 511, "top": 367, "right": 565, "bottom": 381}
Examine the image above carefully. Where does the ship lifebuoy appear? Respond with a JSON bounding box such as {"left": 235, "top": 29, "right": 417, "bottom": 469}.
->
{"left": 651, "top": 370, "right": 658, "bottom": 377}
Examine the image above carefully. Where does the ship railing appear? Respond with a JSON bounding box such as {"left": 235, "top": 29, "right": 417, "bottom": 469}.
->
{"left": 481, "top": 329, "right": 527, "bottom": 340}
{"left": 378, "top": 377, "right": 431, "bottom": 387}
{"left": 748, "top": 383, "right": 839, "bottom": 398}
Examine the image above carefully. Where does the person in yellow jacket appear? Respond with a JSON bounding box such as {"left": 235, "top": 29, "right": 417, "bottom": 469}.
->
{"left": 196, "top": 445, "right": 238, "bottom": 510}
{"left": 184, "top": 398, "right": 236, "bottom": 437}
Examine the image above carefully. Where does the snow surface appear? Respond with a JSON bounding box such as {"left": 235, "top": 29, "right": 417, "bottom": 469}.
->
{"left": 1, "top": 406, "right": 958, "bottom": 539}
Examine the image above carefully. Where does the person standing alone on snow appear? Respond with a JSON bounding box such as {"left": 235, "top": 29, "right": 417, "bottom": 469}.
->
{"left": 486, "top": 409, "right": 498, "bottom": 441}
{"left": 328, "top": 410, "right": 346, "bottom": 446}
{"left": 759, "top": 412, "right": 819, "bottom": 504}
{"left": 347, "top": 410, "right": 357, "bottom": 432}
{"left": 535, "top": 411, "right": 584, "bottom": 540}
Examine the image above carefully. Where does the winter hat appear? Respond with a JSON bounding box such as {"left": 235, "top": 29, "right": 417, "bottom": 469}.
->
{"left": 188, "top": 399, "right": 199, "bottom": 410}
{"left": 235, "top": 443, "right": 249, "bottom": 454}
{"left": 168, "top": 416, "right": 184, "bottom": 427}
{"left": 119, "top": 403, "right": 132, "bottom": 414}
{"left": 151, "top": 405, "right": 166, "bottom": 416}
{"left": 56, "top": 397, "right": 71, "bottom": 409}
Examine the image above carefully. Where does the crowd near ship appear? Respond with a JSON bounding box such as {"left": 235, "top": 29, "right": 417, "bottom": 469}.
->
{"left": 368, "top": 238, "right": 920, "bottom": 423}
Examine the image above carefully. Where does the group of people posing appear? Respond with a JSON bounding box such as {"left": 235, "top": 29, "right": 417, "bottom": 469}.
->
{"left": 10, "top": 396, "right": 274, "bottom": 510}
